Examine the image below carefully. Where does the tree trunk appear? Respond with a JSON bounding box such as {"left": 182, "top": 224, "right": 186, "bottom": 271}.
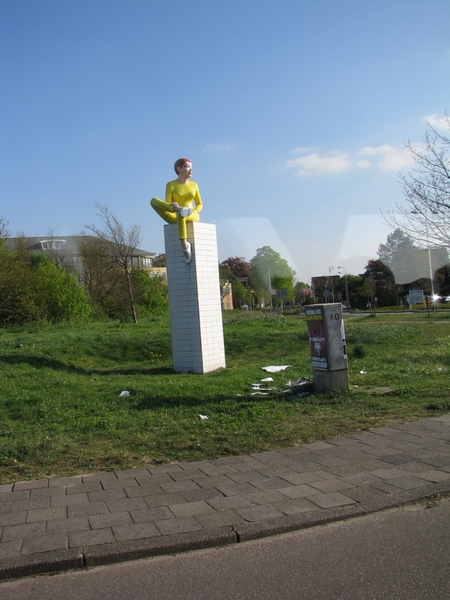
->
{"left": 125, "top": 267, "right": 138, "bottom": 323}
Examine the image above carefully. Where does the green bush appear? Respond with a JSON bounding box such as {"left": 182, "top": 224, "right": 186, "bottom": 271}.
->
{"left": 133, "top": 270, "right": 169, "bottom": 316}
{"left": 32, "top": 255, "right": 91, "bottom": 323}
{"left": 0, "top": 245, "right": 91, "bottom": 326}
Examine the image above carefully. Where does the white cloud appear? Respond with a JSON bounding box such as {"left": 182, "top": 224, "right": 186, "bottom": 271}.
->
{"left": 357, "top": 145, "right": 414, "bottom": 171}
{"left": 292, "top": 146, "right": 317, "bottom": 154}
{"left": 424, "top": 113, "right": 449, "bottom": 131}
{"left": 285, "top": 150, "right": 353, "bottom": 176}
{"left": 284, "top": 144, "right": 413, "bottom": 176}
{"left": 205, "top": 143, "right": 235, "bottom": 152}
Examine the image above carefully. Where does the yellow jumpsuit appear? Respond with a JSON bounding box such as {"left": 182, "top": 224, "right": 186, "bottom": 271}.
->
{"left": 151, "top": 179, "right": 202, "bottom": 240}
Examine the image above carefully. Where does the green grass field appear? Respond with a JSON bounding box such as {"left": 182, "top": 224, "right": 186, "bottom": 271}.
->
{"left": 1, "top": 310, "right": 449, "bottom": 484}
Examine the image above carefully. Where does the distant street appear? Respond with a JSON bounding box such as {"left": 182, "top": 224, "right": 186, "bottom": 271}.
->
{"left": 2, "top": 496, "right": 450, "bottom": 600}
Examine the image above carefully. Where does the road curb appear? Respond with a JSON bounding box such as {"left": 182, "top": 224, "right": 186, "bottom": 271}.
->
{"left": 83, "top": 527, "right": 236, "bottom": 568}
{"left": 2, "top": 484, "right": 450, "bottom": 581}
{"left": 0, "top": 549, "right": 84, "bottom": 581}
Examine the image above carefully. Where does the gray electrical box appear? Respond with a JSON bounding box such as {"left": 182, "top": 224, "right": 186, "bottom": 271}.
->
{"left": 305, "top": 303, "right": 348, "bottom": 393}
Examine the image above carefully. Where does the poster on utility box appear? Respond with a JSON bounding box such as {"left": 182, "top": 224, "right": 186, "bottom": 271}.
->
{"left": 305, "top": 308, "right": 328, "bottom": 370}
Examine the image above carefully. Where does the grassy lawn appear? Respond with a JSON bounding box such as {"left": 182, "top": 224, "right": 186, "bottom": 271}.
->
{"left": 1, "top": 310, "right": 449, "bottom": 484}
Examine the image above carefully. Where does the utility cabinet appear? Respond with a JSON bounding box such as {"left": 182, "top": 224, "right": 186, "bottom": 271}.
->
{"left": 305, "top": 303, "right": 348, "bottom": 393}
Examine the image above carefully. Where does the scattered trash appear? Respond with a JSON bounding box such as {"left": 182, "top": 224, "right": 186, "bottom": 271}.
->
{"left": 284, "top": 377, "right": 314, "bottom": 395}
{"left": 251, "top": 391, "right": 269, "bottom": 396}
{"left": 286, "top": 377, "right": 311, "bottom": 388}
{"left": 262, "top": 365, "right": 291, "bottom": 373}
{"left": 260, "top": 377, "right": 274, "bottom": 382}
{"left": 251, "top": 383, "right": 276, "bottom": 391}
{"left": 199, "top": 414, "right": 209, "bottom": 420}
{"left": 119, "top": 390, "right": 130, "bottom": 397}
{"left": 359, "top": 370, "right": 367, "bottom": 374}
{"left": 352, "top": 385, "right": 359, "bottom": 388}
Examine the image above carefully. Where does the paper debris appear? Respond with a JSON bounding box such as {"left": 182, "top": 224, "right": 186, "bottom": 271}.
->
{"left": 119, "top": 390, "right": 130, "bottom": 397}
{"left": 251, "top": 391, "right": 269, "bottom": 396}
{"left": 252, "top": 383, "right": 275, "bottom": 391}
{"left": 359, "top": 370, "right": 366, "bottom": 374}
{"left": 261, "top": 377, "right": 274, "bottom": 382}
{"left": 199, "top": 414, "right": 209, "bottom": 420}
{"left": 262, "top": 365, "right": 291, "bottom": 373}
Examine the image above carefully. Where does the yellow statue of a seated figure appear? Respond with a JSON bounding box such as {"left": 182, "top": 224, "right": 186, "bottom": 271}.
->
{"left": 150, "top": 158, "right": 202, "bottom": 264}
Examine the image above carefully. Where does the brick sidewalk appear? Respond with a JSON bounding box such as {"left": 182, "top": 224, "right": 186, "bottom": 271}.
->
{"left": 1, "top": 415, "right": 450, "bottom": 580}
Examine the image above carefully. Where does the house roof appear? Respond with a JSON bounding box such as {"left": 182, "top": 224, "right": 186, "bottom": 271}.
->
{"left": 4, "top": 235, "right": 156, "bottom": 258}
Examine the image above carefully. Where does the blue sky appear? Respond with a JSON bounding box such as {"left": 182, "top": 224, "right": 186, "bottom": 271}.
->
{"left": 1, "top": 0, "right": 449, "bottom": 282}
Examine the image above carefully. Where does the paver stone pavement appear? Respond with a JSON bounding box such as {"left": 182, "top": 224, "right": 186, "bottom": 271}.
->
{"left": 0, "top": 414, "right": 449, "bottom": 580}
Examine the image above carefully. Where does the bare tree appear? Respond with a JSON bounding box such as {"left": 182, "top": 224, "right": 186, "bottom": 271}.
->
{"left": 0, "top": 217, "right": 9, "bottom": 240}
{"left": 384, "top": 115, "right": 450, "bottom": 248}
{"left": 84, "top": 203, "right": 142, "bottom": 323}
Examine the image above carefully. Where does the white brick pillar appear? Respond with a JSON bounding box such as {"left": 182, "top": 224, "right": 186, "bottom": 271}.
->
{"left": 164, "top": 222, "right": 226, "bottom": 373}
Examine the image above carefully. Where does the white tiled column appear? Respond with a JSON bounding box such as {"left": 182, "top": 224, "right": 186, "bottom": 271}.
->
{"left": 164, "top": 222, "right": 226, "bottom": 373}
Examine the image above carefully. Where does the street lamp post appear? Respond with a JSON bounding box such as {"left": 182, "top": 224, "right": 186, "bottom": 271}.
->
{"left": 337, "top": 266, "right": 350, "bottom": 309}
{"left": 411, "top": 209, "right": 437, "bottom": 312}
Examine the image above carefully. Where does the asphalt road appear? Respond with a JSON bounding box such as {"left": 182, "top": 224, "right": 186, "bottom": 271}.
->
{"left": 1, "top": 496, "right": 449, "bottom": 600}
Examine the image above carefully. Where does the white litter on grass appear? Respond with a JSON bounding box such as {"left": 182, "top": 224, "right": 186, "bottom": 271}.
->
{"left": 252, "top": 391, "right": 269, "bottom": 396}
{"left": 119, "top": 390, "right": 130, "bottom": 397}
{"left": 262, "top": 365, "right": 291, "bottom": 373}
{"left": 359, "top": 370, "right": 366, "bottom": 375}
{"left": 199, "top": 414, "right": 209, "bottom": 420}
{"left": 261, "top": 377, "right": 274, "bottom": 382}
{"left": 252, "top": 383, "right": 276, "bottom": 391}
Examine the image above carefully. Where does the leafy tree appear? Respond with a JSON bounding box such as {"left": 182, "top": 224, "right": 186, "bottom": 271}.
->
{"left": 220, "top": 257, "right": 253, "bottom": 303}
{"left": 0, "top": 242, "right": 90, "bottom": 326}
{"left": 32, "top": 254, "right": 91, "bottom": 323}
{"left": 384, "top": 116, "right": 450, "bottom": 248}
{"left": 294, "top": 281, "right": 313, "bottom": 305}
{"left": 232, "top": 279, "right": 252, "bottom": 307}
{"left": 220, "top": 256, "right": 251, "bottom": 279}
{"left": 250, "top": 246, "right": 295, "bottom": 305}
{"left": 132, "top": 270, "right": 168, "bottom": 317}
{"left": 377, "top": 228, "right": 449, "bottom": 290}
{"left": 363, "top": 259, "right": 397, "bottom": 307}
{"left": 360, "top": 275, "right": 377, "bottom": 305}
{"left": 218, "top": 264, "right": 233, "bottom": 301}
{"left": 0, "top": 239, "right": 40, "bottom": 325}
{"left": 378, "top": 229, "right": 415, "bottom": 266}
{"left": 83, "top": 203, "right": 142, "bottom": 323}
{"left": 153, "top": 253, "right": 166, "bottom": 267}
